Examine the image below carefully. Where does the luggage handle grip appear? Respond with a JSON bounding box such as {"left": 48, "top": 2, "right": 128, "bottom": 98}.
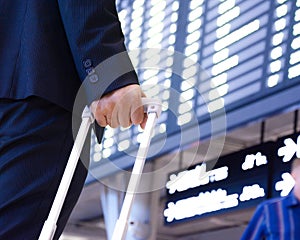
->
{"left": 39, "top": 98, "right": 161, "bottom": 240}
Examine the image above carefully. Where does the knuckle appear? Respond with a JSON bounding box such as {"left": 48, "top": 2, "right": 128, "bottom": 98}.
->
{"left": 97, "top": 121, "right": 107, "bottom": 127}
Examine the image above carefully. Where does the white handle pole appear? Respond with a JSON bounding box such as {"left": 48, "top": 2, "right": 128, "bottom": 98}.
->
{"left": 38, "top": 98, "right": 161, "bottom": 240}
{"left": 38, "top": 106, "right": 94, "bottom": 240}
{"left": 111, "top": 99, "right": 161, "bottom": 240}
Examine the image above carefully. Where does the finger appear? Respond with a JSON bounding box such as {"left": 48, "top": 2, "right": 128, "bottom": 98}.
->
{"left": 106, "top": 114, "right": 112, "bottom": 126}
{"left": 139, "top": 113, "right": 148, "bottom": 129}
{"left": 96, "top": 114, "right": 108, "bottom": 127}
{"left": 117, "top": 101, "right": 131, "bottom": 128}
{"left": 90, "top": 100, "right": 99, "bottom": 116}
{"left": 110, "top": 103, "right": 119, "bottom": 128}
{"left": 118, "top": 112, "right": 131, "bottom": 128}
{"left": 90, "top": 100, "right": 108, "bottom": 127}
{"left": 131, "top": 99, "right": 144, "bottom": 125}
{"left": 92, "top": 100, "right": 109, "bottom": 127}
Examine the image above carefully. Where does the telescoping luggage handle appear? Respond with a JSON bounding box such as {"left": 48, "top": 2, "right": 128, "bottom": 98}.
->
{"left": 38, "top": 98, "right": 162, "bottom": 240}
{"left": 111, "top": 98, "right": 161, "bottom": 240}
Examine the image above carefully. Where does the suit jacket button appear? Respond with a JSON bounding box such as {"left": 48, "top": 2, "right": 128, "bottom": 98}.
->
{"left": 86, "top": 67, "right": 95, "bottom": 75}
{"left": 89, "top": 74, "right": 99, "bottom": 83}
{"left": 83, "top": 59, "right": 92, "bottom": 68}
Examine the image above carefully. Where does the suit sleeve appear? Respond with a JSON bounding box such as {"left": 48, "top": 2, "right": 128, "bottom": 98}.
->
{"left": 58, "top": 0, "right": 139, "bottom": 104}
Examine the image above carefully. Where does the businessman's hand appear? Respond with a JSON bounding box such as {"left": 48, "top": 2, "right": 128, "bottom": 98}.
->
{"left": 91, "top": 84, "right": 147, "bottom": 129}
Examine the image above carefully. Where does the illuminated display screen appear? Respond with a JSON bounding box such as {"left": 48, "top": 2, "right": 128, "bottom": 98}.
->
{"left": 164, "top": 133, "right": 299, "bottom": 224}
{"left": 87, "top": 0, "right": 300, "bottom": 181}
{"left": 164, "top": 142, "right": 273, "bottom": 224}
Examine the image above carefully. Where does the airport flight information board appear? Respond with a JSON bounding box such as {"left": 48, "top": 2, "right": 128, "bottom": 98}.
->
{"left": 87, "top": 0, "right": 300, "bottom": 181}
{"left": 164, "top": 133, "right": 298, "bottom": 224}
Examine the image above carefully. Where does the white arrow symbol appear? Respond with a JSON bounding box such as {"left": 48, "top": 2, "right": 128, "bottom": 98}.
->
{"left": 278, "top": 135, "right": 300, "bottom": 162}
{"left": 275, "top": 173, "right": 295, "bottom": 197}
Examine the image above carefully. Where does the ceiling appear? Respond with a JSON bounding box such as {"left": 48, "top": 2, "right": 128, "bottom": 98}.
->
{"left": 60, "top": 108, "right": 300, "bottom": 240}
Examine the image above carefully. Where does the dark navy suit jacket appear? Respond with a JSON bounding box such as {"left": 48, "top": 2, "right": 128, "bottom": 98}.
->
{"left": 0, "top": 0, "right": 138, "bottom": 112}
{"left": 0, "top": 2, "right": 138, "bottom": 236}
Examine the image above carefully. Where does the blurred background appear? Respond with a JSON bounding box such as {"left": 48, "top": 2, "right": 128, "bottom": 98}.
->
{"left": 60, "top": 0, "right": 300, "bottom": 239}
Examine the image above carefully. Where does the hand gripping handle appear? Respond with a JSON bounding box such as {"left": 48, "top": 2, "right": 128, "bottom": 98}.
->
{"left": 38, "top": 98, "right": 161, "bottom": 240}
